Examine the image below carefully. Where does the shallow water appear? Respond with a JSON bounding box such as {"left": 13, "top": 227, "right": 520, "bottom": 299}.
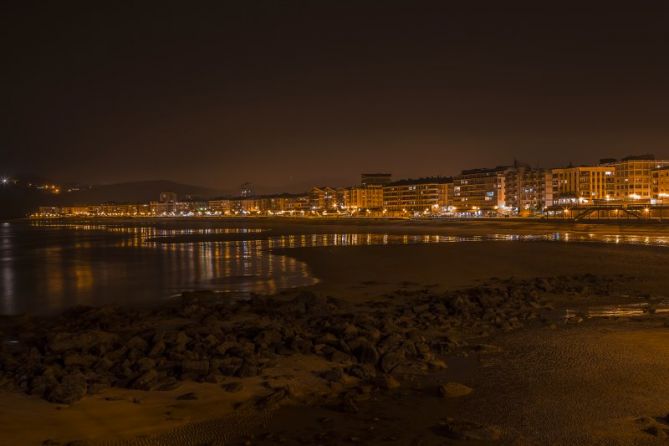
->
{"left": 2, "top": 221, "right": 669, "bottom": 315}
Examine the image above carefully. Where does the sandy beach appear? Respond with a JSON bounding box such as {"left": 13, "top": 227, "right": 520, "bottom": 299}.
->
{"left": 2, "top": 219, "right": 669, "bottom": 445}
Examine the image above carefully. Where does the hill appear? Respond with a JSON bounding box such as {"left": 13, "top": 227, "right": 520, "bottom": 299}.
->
{"left": 54, "top": 180, "right": 227, "bottom": 205}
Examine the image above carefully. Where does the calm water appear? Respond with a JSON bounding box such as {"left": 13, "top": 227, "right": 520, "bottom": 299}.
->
{"left": 1, "top": 221, "right": 669, "bottom": 315}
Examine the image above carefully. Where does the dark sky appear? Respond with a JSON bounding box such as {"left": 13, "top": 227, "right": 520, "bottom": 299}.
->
{"left": 3, "top": 1, "right": 669, "bottom": 192}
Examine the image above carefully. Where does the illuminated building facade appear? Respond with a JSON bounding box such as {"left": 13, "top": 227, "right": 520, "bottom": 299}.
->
{"left": 551, "top": 166, "right": 615, "bottom": 204}
{"left": 309, "top": 187, "right": 341, "bottom": 211}
{"left": 504, "top": 164, "right": 553, "bottom": 213}
{"left": 208, "top": 199, "right": 233, "bottom": 214}
{"left": 652, "top": 167, "right": 669, "bottom": 204}
{"left": 344, "top": 185, "right": 384, "bottom": 210}
{"left": 602, "top": 155, "right": 669, "bottom": 202}
{"left": 383, "top": 179, "right": 451, "bottom": 214}
{"left": 452, "top": 167, "right": 507, "bottom": 211}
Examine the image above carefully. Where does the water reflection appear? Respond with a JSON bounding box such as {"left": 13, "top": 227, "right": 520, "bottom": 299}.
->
{"left": 565, "top": 301, "right": 669, "bottom": 320}
{"left": 2, "top": 222, "right": 669, "bottom": 315}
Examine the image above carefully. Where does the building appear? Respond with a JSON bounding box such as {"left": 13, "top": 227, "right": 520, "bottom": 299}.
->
{"left": 383, "top": 178, "right": 451, "bottom": 214}
{"left": 551, "top": 165, "right": 615, "bottom": 204}
{"left": 208, "top": 198, "right": 233, "bottom": 215}
{"left": 361, "top": 173, "right": 392, "bottom": 186}
{"left": 504, "top": 164, "right": 553, "bottom": 213}
{"left": 159, "top": 191, "right": 178, "bottom": 203}
{"left": 452, "top": 167, "right": 508, "bottom": 212}
{"left": 309, "top": 186, "right": 340, "bottom": 211}
{"left": 344, "top": 185, "right": 384, "bottom": 210}
{"left": 652, "top": 166, "right": 669, "bottom": 204}
{"left": 602, "top": 155, "right": 669, "bottom": 202}
{"left": 240, "top": 182, "right": 254, "bottom": 198}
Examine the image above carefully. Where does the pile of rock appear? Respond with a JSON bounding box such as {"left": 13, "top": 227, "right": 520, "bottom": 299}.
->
{"left": 0, "top": 274, "right": 627, "bottom": 404}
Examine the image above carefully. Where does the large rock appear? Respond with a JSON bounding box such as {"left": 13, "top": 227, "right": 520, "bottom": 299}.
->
{"left": 46, "top": 373, "right": 88, "bottom": 404}
{"left": 439, "top": 382, "right": 473, "bottom": 398}
{"left": 132, "top": 369, "right": 158, "bottom": 390}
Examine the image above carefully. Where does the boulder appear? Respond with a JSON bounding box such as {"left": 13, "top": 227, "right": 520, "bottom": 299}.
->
{"left": 46, "top": 373, "right": 88, "bottom": 404}
{"left": 132, "top": 369, "right": 158, "bottom": 390}
{"left": 438, "top": 382, "right": 473, "bottom": 398}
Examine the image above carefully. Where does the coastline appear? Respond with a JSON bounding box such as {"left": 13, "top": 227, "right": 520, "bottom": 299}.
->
{"left": 2, "top": 225, "right": 669, "bottom": 444}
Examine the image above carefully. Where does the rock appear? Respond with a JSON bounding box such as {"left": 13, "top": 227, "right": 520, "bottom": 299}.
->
{"left": 217, "top": 357, "right": 244, "bottom": 376}
{"left": 48, "top": 331, "right": 116, "bottom": 353}
{"left": 255, "top": 329, "right": 283, "bottom": 347}
{"left": 181, "top": 360, "right": 210, "bottom": 376}
{"left": 427, "top": 359, "right": 447, "bottom": 370}
{"left": 438, "top": 382, "right": 473, "bottom": 398}
{"left": 315, "top": 333, "right": 339, "bottom": 345}
{"left": 346, "top": 364, "right": 377, "bottom": 380}
{"left": 289, "top": 337, "right": 313, "bottom": 354}
{"left": 321, "top": 368, "right": 345, "bottom": 383}
{"left": 256, "top": 388, "right": 288, "bottom": 409}
{"left": 176, "top": 392, "right": 198, "bottom": 400}
{"left": 222, "top": 382, "right": 244, "bottom": 393}
{"left": 132, "top": 369, "right": 158, "bottom": 390}
{"left": 329, "top": 349, "right": 352, "bottom": 363}
{"left": 135, "top": 357, "right": 156, "bottom": 372}
{"left": 155, "top": 377, "right": 181, "bottom": 391}
{"left": 377, "top": 374, "right": 400, "bottom": 390}
{"left": 46, "top": 373, "right": 88, "bottom": 404}
{"left": 30, "top": 375, "right": 56, "bottom": 397}
{"left": 126, "top": 336, "right": 148, "bottom": 352}
{"left": 174, "top": 331, "right": 190, "bottom": 351}
{"left": 63, "top": 353, "right": 96, "bottom": 368}
{"left": 352, "top": 340, "right": 379, "bottom": 365}
{"left": 148, "top": 340, "right": 166, "bottom": 357}
{"left": 436, "top": 418, "right": 502, "bottom": 441}
{"left": 644, "top": 425, "right": 668, "bottom": 438}
{"left": 379, "top": 350, "right": 405, "bottom": 373}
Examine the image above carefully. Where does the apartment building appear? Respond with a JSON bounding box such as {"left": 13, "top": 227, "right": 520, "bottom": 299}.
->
{"left": 383, "top": 178, "right": 451, "bottom": 214}
{"left": 504, "top": 164, "right": 553, "bottom": 213}
{"left": 343, "top": 185, "right": 384, "bottom": 210}
{"left": 452, "top": 167, "right": 507, "bottom": 211}
{"left": 551, "top": 166, "right": 615, "bottom": 204}
{"left": 309, "top": 186, "right": 341, "bottom": 211}
{"left": 602, "top": 155, "right": 669, "bottom": 201}
{"left": 652, "top": 167, "right": 669, "bottom": 204}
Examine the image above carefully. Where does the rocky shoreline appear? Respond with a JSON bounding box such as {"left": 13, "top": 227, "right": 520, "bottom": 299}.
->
{"left": 0, "top": 273, "right": 643, "bottom": 444}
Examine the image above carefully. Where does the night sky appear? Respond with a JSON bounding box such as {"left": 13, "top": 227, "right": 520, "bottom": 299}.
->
{"left": 3, "top": 2, "right": 668, "bottom": 192}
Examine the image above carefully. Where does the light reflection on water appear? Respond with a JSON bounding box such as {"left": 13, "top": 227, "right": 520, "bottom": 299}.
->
{"left": 565, "top": 302, "right": 669, "bottom": 320}
{"left": 1, "top": 222, "right": 669, "bottom": 315}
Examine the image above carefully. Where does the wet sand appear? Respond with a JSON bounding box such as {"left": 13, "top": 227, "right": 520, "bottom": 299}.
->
{"left": 3, "top": 222, "right": 669, "bottom": 445}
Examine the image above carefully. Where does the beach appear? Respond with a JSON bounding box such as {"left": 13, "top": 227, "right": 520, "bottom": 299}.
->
{"left": 2, "top": 219, "right": 669, "bottom": 445}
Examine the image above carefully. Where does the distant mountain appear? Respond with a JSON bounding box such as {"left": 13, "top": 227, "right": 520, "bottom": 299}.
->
{"left": 54, "top": 180, "right": 228, "bottom": 205}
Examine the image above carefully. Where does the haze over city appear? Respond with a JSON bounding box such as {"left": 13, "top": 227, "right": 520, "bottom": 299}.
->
{"left": 4, "top": 2, "right": 668, "bottom": 190}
